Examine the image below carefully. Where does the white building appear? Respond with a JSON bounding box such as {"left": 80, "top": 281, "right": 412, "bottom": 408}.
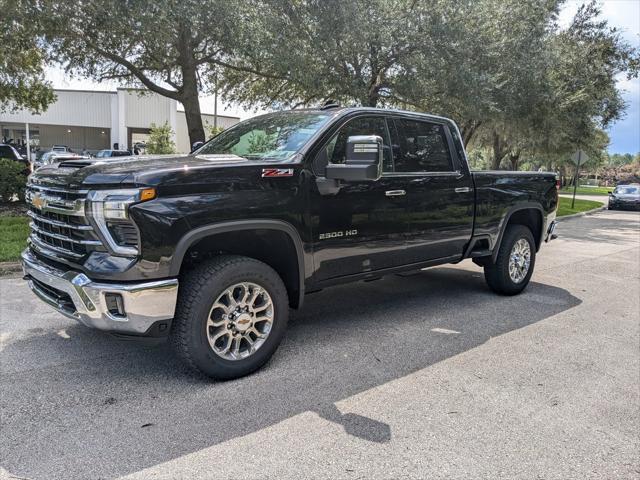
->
{"left": 0, "top": 88, "right": 240, "bottom": 155}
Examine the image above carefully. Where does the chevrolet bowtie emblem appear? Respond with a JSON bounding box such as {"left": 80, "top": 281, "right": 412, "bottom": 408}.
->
{"left": 31, "top": 193, "right": 45, "bottom": 210}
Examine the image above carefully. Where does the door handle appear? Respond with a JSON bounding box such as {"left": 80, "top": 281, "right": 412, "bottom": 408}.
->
{"left": 385, "top": 190, "right": 406, "bottom": 197}
{"left": 454, "top": 187, "right": 471, "bottom": 193}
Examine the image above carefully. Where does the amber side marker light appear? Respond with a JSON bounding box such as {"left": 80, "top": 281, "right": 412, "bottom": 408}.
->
{"left": 140, "top": 188, "right": 156, "bottom": 202}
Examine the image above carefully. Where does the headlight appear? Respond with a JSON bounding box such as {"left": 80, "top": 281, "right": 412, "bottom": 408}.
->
{"left": 87, "top": 188, "right": 156, "bottom": 256}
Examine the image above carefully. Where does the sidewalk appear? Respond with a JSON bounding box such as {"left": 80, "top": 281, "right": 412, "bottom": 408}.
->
{"left": 559, "top": 192, "right": 608, "bottom": 205}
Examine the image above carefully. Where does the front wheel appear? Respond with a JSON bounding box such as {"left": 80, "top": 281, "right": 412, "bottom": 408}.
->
{"left": 484, "top": 225, "right": 536, "bottom": 295}
{"left": 171, "top": 255, "right": 289, "bottom": 379}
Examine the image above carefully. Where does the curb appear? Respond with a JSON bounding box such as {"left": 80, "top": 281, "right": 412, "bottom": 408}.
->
{"left": 556, "top": 204, "right": 607, "bottom": 222}
{"left": 0, "top": 261, "right": 22, "bottom": 278}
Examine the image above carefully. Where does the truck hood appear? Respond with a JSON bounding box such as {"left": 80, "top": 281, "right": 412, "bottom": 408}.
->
{"left": 29, "top": 153, "right": 261, "bottom": 188}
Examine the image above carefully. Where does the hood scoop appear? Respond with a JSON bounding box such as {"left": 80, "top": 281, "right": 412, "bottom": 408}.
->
{"left": 57, "top": 159, "right": 99, "bottom": 169}
{"left": 194, "top": 154, "right": 248, "bottom": 163}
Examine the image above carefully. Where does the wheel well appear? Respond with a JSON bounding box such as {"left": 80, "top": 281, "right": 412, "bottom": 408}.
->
{"left": 506, "top": 208, "right": 543, "bottom": 250}
{"left": 180, "top": 229, "right": 302, "bottom": 308}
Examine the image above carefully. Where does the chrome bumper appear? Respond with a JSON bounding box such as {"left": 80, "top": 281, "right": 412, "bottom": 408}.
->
{"left": 21, "top": 249, "right": 178, "bottom": 335}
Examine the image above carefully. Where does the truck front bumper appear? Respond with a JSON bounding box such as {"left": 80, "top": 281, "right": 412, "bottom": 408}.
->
{"left": 21, "top": 249, "right": 178, "bottom": 335}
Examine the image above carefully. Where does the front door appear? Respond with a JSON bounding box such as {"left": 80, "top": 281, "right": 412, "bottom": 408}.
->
{"left": 309, "top": 115, "right": 409, "bottom": 282}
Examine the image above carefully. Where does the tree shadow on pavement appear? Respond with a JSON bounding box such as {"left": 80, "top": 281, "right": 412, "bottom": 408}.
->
{"left": 0, "top": 266, "right": 581, "bottom": 480}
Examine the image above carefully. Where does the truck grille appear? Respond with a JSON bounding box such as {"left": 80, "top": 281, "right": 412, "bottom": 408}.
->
{"left": 25, "top": 183, "right": 104, "bottom": 261}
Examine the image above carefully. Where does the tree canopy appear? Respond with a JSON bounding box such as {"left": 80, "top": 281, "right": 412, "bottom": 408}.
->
{"left": 16, "top": 0, "right": 640, "bottom": 168}
{"left": 35, "top": 0, "right": 249, "bottom": 144}
{"left": 0, "top": 0, "right": 55, "bottom": 113}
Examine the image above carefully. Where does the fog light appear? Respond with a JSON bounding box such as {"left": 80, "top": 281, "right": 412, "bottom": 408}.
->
{"left": 105, "top": 293, "right": 125, "bottom": 317}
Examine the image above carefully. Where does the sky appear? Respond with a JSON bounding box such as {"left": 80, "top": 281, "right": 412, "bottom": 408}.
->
{"left": 46, "top": 0, "right": 639, "bottom": 154}
{"left": 558, "top": 0, "right": 639, "bottom": 154}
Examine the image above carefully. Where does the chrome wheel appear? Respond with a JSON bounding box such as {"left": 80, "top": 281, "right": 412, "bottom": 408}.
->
{"left": 206, "top": 282, "right": 274, "bottom": 361}
{"left": 508, "top": 238, "right": 531, "bottom": 284}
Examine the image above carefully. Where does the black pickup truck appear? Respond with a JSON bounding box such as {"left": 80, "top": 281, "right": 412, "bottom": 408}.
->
{"left": 22, "top": 106, "right": 558, "bottom": 379}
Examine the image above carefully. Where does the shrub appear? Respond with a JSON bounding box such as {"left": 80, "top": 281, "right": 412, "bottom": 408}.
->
{"left": 146, "top": 122, "right": 176, "bottom": 154}
{"left": 206, "top": 123, "right": 225, "bottom": 138}
{"left": 0, "top": 159, "right": 27, "bottom": 203}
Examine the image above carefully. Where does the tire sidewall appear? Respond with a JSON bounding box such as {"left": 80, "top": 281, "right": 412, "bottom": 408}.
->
{"left": 185, "top": 259, "right": 289, "bottom": 379}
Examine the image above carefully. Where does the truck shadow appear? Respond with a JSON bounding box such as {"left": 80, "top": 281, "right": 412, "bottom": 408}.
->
{"left": 1, "top": 265, "right": 581, "bottom": 480}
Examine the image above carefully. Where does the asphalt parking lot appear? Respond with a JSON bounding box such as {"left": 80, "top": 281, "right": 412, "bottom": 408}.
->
{"left": 1, "top": 210, "right": 639, "bottom": 480}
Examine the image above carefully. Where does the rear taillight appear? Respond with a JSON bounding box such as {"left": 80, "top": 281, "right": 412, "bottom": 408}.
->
{"left": 555, "top": 177, "right": 560, "bottom": 190}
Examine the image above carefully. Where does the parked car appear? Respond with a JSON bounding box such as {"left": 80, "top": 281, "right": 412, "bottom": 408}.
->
{"left": 0, "top": 144, "right": 26, "bottom": 162}
{"left": 608, "top": 184, "right": 640, "bottom": 210}
{"left": 0, "top": 144, "right": 30, "bottom": 173}
{"left": 22, "top": 107, "right": 558, "bottom": 379}
{"left": 95, "top": 149, "right": 132, "bottom": 158}
{"left": 52, "top": 145, "right": 71, "bottom": 153}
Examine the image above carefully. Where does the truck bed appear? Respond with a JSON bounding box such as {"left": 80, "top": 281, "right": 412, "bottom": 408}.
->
{"left": 471, "top": 170, "right": 558, "bottom": 251}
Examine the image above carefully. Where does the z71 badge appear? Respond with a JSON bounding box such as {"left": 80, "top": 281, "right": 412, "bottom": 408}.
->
{"left": 261, "top": 168, "right": 294, "bottom": 177}
{"left": 319, "top": 230, "right": 358, "bottom": 240}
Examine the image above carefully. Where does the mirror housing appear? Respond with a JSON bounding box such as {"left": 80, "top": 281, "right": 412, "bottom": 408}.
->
{"left": 191, "top": 141, "right": 204, "bottom": 153}
{"left": 325, "top": 135, "right": 383, "bottom": 182}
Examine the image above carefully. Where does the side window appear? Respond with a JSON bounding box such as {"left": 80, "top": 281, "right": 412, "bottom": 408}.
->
{"left": 314, "top": 116, "right": 393, "bottom": 175}
{"left": 0, "top": 146, "right": 15, "bottom": 159}
{"left": 393, "top": 119, "right": 452, "bottom": 172}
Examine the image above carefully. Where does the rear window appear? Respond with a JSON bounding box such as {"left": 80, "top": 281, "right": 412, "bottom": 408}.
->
{"left": 392, "top": 119, "right": 452, "bottom": 172}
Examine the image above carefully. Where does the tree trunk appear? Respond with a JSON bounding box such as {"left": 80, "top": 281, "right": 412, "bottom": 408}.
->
{"left": 176, "top": 24, "right": 205, "bottom": 147}
{"left": 181, "top": 90, "right": 205, "bottom": 146}
{"left": 509, "top": 151, "right": 520, "bottom": 171}
{"left": 461, "top": 120, "right": 481, "bottom": 147}
{"left": 492, "top": 131, "right": 507, "bottom": 170}
{"left": 365, "top": 87, "right": 379, "bottom": 107}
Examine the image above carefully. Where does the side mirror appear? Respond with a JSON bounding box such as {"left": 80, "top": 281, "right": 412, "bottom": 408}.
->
{"left": 325, "top": 135, "right": 383, "bottom": 182}
{"left": 191, "top": 141, "right": 204, "bottom": 153}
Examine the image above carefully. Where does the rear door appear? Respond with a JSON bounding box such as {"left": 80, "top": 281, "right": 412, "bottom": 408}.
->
{"left": 389, "top": 116, "right": 474, "bottom": 262}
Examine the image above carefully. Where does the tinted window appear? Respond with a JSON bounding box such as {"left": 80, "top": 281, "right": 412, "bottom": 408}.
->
{"left": 393, "top": 119, "right": 452, "bottom": 172}
{"left": 314, "top": 116, "right": 393, "bottom": 174}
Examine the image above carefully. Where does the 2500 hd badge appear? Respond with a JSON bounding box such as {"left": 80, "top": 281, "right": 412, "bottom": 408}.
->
{"left": 319, "top": 230, "right": 358, "bottom": 240}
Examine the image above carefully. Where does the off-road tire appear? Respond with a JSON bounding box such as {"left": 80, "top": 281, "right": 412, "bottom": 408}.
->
{"left": 484, "top": 224, "right": 536, "bottom": 296}
{"left": 171, "top": 255, "right": 289, "bottom": 379}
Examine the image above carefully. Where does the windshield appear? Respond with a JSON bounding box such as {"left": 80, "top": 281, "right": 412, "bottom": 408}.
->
{"left": 196, "top": 112, "right": 332, "bottom": 161}
{"left": 614, "top": 186, "right": 639, "bottom": 195}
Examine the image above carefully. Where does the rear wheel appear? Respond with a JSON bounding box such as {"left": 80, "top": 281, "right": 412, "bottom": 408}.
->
{"left": 484, "top": 224, "right": 536, "bottom": 295}
{"left": 171, "top": 255, "right": 289, "bottom": 379}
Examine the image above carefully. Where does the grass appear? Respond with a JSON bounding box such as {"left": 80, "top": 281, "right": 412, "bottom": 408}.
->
{"left": 0, "top": 216, "right": 29, "bottom": 262}
{"left": 557, "top": 196, "right": 604, "bottom": 217}
{"left": 559, "top": 185, "right": 612, "bottom": 196}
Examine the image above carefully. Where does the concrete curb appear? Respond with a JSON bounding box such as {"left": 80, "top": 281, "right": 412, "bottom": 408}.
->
{"left": 556, "top": 204, "right": 607, "bottom": 222}
{"left": 0, "top": 261, "right": 22, "bottom": 278}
